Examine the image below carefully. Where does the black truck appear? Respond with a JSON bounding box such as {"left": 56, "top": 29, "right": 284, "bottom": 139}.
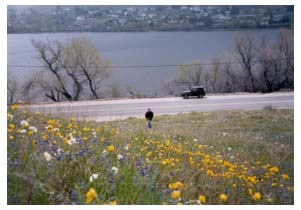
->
{"left": 180, "top": 86, "right": 206, "bottom": 99}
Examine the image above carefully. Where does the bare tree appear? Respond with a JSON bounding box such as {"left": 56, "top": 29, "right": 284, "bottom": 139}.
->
{"left": 126, "top": 85, "right": 142, "bottom": 98}
{"left": 62, "top": 37, "right": 111, "bottom": 99}
{"left": 203, "top": 69, "right": 210, "bottom": 93}
{"left": 254, "top": 29, "right": 294, "bottom": 92}
{"left": 27, "top": 37, "right": 112, "bottom": 103}
{"left": 105, "top": 81, "right": 121, "bottom": 98}
{"left": 206, "top": 55, "right": 237, "bottom": 93}
{"left": 23, "top": 71, "right": 63, "bottom": 102}
{"left": 175, "top": 61, "right": 205, "bottom": 89}
{"left": 32, "top": 40, "right": 74, "bottom": 101}
{"left": 209, "top": 57, "right": 221, "bottom": 92}
{"left": 233, "top": 33, "right": 257, "bottom": 92}
{"left": 161, "top": 80, "right": 178, "bottom": 96}
{"left": 273, "top": 29, "right": 294, "bottom": 89}
{"left": 222, "top": 59, "right": 235, "bottom": 92}
{"left": 7, "top": 73, "right": 19, "bottom": 104}
{"left": 256, "top": 35, "right": 276, "bottom": 92}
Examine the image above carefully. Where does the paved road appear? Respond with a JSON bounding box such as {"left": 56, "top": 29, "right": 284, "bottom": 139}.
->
{"left": 22, "top": 92, "right": 294, "bottom": 121}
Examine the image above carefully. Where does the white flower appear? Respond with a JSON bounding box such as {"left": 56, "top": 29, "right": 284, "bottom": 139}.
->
{"left": 193, "top": 138, "right": 198, "bottom": 142}
{"left": 53, "top": 128, "right": 60, "bottom": 132}
{"left": 20, "top": 120, "right": 29, "bottom": 127}
{"left": 117, "top": 154, "right": 123, "bottom": 160}
{"left": 228, "top": 147, "right": 232, "bottom": 151}
{"left": 89, "top": 173, "right": 99, "bottom": 183}
{"left": 92, "top": 132, "right": 97, "bottom": 137}
{"left": 44, "top": 152, "right": 52, "bottom": 162}
{"left": 57, "top": 148, "right": 64, "bottom": 155}
{"left": 111, "top": 166, "right": 118, "bottom": 175}
{"left": 20, "top": 129, "right": 27, "bottom": 134}
{"left": 68, "top": 137, "right": 77, "bottom": 145}
{"left": 29, "top": 126, "right": 38, "bottom": 133}
{"left": 123, "top": 145, "right": 129, "bottom": 151}
{"left": 210, "top": 146, "right": 214, "bottom": 149}
{"left": 146, "top": 158, "right": 150, "bottom": 163}
{"left": 8, "top": 113, "right": 13, "bottom": 121}
{"left": 102, "top": 149, "right": 108, "bottom": 156}
{"left": 230, "top": 155, "right": 235, "bottom": 159}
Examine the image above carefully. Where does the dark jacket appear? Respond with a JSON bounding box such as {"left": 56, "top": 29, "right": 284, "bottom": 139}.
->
{"left": 145, "top": 111, "right": 154, "bottom": 121}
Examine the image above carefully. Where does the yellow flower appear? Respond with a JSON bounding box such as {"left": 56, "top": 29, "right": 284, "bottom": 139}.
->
{"left": 82, "top": 136, "right": 88, "bottom": 142}
{"left": 252, "top": 192, "right": 261, "bottom": 201}
{"left": 269, "top": 166, "right": 279, "bottom": 174}
{"left": 41, "top": 133, "right": 47, "bottom": 141}
{"left": 248, "top": 188, "right": 253, "bottom": 196}
{"left": 82, "top": 127, "right": 90, "bottom": 132}
{"left": 161, "top": 160, "right": 168, "bottom": 165}
{"left": 55, "top": 132, "right": 63, "bottom": 139}
{"left": 169, "top": 181, "right": 184, "bottom": 190}
{"left": 266, "top": 197, "right": 274, "bottom": 203}
{"left": 8, "top": 123, "right": 15, "bottom": 133}
{"left": 47, "top": 119, "right": 56, "bottom": 125}
{"left": 207, "top": 169, "right": 214, "bottom": 177}
{"left": 35, "top": 111, "right": 40, "bottom": 116}
{"left": 171, "top": 190, "right": 181, "bottom": 200}
{"left": 282, "top": 174, "right": 289, "bottom": 180}
{"left": 20, "top": 120, "right": 29, "bottom": 128}
{"left": 107, "top": 145, "right": 115, "bottom": 152}
{"left": 9, "top": 135, "right": 14, "bottom": 141}
{"left": 27, "top": 130, "right": 34, "bottom": 136}
{"left": 11, "top": 104, "right": 19, "bottom": 110}
{"left": 198, "top": 195, "right": 206, "bottom": 204}
{"left": 46, "top": 125, "right": 53, "bottom": 132}
{"left": 66, "top": 123, "right": 72, "bottom": 129}
{"left": 219, "top": 194, "right": 227, "bottom": 203}
{"left": 69, "top": 117, "right": 75, "bottom": 122}
{"left": 108, "top": 200, "right": 117, "bottom": 205}
{"left": 7, "top": 112, "right": 13, "bottom": 121}
{"left": 63, "top": 138, "right": 69, "bottom": 144}
{"left": 86, "top": 188, "right": 98, "bottom": 204}
{"left": 272, "top": 183, "right": 277, "bottom": 187}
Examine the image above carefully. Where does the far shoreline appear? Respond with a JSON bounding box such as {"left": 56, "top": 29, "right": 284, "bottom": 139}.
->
{"left": 7, "top": 25, "right": 292, "bottom": 35}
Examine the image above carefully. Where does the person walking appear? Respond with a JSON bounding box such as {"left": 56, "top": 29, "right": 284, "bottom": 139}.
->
{"left": 145, "top": 108, "right": 154, "bottom": 128}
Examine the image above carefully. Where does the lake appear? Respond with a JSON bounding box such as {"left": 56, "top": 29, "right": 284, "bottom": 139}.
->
{"left": 8, "top": 29, "right": 281, "bottom": 97}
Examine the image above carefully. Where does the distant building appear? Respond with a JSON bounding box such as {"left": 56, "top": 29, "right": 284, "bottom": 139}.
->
{"left": 181, "top": 6, "right": 189, "bottom": 10}
{"left": 76, "top": 16, "right": 85, "bottom": 21}
{"left": 193, "top": 6, "right": 201, "bottom": 12}
{"left": 118, "top": 19, "right": 127, "bottom": 25}
{"left": 272, "top": 14, "right": 284, "bottom": 22}
{"left": 127, "top": 7, "right": 136, "bottom": 12}
{"left": 260, "top": 17, "right": 270, "bottom": 26}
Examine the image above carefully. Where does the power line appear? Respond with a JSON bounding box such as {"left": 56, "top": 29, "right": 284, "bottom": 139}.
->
{"left": 7, "top": 58, "right": 292, "bottom": 70}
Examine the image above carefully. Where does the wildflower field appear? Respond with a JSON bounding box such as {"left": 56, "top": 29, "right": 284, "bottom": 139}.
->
{"left": 7, "top": 105, "right": 294, "bottom": 204}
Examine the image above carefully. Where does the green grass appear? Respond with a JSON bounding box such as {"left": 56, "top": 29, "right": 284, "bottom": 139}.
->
{"left": 7, "top": 106, "right": 294, "bottom": 204}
